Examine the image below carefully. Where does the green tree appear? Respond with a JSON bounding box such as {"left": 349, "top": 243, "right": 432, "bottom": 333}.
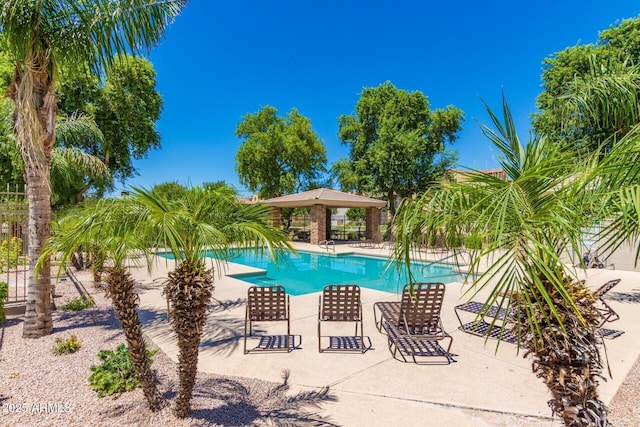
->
{"left": 346, "top": 207, "right": 365, "bottom": 223}
{"left": 150, "top": 181, "right": 188, "bottom": 201}
{"left": 534, "top": 16, "right": 640, "bottom": 153}
{"left": 1, "top": 0, "right": 185, "bottom": 338}
{"left": 1, "top": 104, "right": 109, "bottom": 207}
{"left": 57, "top": 55, "right": 163, "bottom": 197}
{"left": 0, "top": 50, "right": 108, "bottom": 202}
{"left": 0, "top": 51, "right": 23, "bottom": 189}
{"left": 44, "top": 186, "right": 291, "bottom": 415}
{"left": 134, "top": 186, "right": 291, "bottom": 417}
{"left": 336, "top": 81, "right": 463, "bottom": 216}
{"left": 202, "top": 180, "right": 238, "bottom": 197}
{"left": 235, "top": 106, "right": 327, "bottom": 198}
{"left": 43, "top": 199, "right": 167, "bottom": 411}
{"left": 391, "top": 96, "right": 609, "bottom": 426}
{"left": 51, "top": 115, "right": 110, "bottom": 207}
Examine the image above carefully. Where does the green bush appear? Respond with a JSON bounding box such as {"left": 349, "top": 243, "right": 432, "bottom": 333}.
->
{"left": 465, "top": 234, "right": 483, "bottom": 250}
{"left": 0, "top": 281, "right": 8, "bottom": 323}
{"left": 61, "top": 294, "right": 94, "bottom": 311}
{"left": 0, "top": 237, "right": 25, "bottom": 273}
{"left": 88, "top": 344, "right": 158, "bottom": 397}
{"left": 52, "top": 334, "right": 82, "bottom": 355}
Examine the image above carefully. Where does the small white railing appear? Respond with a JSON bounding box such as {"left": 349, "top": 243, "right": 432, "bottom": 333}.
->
{"left": 319, "top": 240, "right": 335, "bottom": 252}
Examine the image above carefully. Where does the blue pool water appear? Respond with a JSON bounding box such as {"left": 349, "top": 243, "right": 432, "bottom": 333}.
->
{"left": 222, "top": 250, "right": 461, "bottom": 296}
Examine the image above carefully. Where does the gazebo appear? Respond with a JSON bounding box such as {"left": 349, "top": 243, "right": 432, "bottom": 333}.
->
{"left": 260, "top": 188, "right": 387, "bottom": 245}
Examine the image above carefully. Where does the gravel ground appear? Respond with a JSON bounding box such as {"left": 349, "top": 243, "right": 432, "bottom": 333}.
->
{"left": 0, "top": 275, "right": 334, "bottom": 427}
{"left": 1, "top": 272, "right": 638, "bottom": 427}
{"left": 608, "top": 353, "right": 640, "bottom": 425}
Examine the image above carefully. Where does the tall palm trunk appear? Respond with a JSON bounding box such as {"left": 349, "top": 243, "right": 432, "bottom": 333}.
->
{"left": 163, "top": 260, "right": 213, "bottom": 418}
{"left": 9, "top": 50, "right": 57, "bottom": 338}
{"left": 104, "top": 268, "right": 165, "bottom": 411}
{"left": 516, "top": 278, "right": 608, "bottom": 426}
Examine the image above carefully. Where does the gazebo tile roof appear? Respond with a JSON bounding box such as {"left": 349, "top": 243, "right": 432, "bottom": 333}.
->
{"left": 261, "top": 188, "right": 386, "bottom": 208}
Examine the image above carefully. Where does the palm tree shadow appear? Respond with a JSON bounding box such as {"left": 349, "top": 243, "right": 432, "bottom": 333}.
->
{"left": 196, "top": 297, "right": 249, "bottom": 355}
{"left": 189, "top": 371, "right": 339, "bottom": 426}
{"left": 198, "top": 314, "right": 246, "bottom": 356}
{"left": 52, "top": 307, "right": 122, "bottom": 334}
{"left": 138, "top": 303, "right": 248, "bottom": 356}
{"left": 608, "top": 290, "right": 640, "bottom": 304}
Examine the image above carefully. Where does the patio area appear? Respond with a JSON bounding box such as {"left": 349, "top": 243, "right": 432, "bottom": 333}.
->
{"left": 103, "top": 242, "right": 640, "bottom": 426}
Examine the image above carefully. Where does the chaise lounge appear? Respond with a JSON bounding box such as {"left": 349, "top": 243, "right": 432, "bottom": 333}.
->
{"left": 318, "top": 284, "right": 366, "bottom": 353}
{"left": 373, "top": 282, "right": 454, "bottom": 364}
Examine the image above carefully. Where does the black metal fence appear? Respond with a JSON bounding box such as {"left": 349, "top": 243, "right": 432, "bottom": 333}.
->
{"left": 1, "top": 184, "right": 28, "bottom": 304}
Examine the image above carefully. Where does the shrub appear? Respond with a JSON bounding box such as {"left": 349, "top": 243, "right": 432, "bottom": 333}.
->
{"left": 52, "top": 334, "right": 82, "bottom": 355}
{"left": 0, "top": 237, "right": 25, "bottom": 273}
{"left": 465, "top": 233, "right": 483, "bottom": 250}
{"left": 88, "top": 344, "right": 158, "bottom": 397}
{"left": 0, "top": 281, "right": 8, "bottom": 323}
{"left": 61, "top": 294, "right": 95, "bottom": 311}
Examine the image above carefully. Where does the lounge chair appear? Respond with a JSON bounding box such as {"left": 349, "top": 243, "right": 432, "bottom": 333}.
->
{"left": 318, "top": 284, "right": 365, "bottom": 353}
{"left": 361, "top": 232, "right": 384, "bottom": 249}
{"left": 579, "top": 248, "right": 615, "bottom": 270}
{"left": 593, "top": 279, "right": 621, "bottom": 326}
{"left": 455, "top": 279, "right": 624, "bottom": 342}
{"left": 454, "top": 300, "right": 517, "bottom": 343}
{"left": 373, "top": 282, "right": 454, "bottom": 364}
{"left": 244, "top": 285, "right": 292, "bottom": 354}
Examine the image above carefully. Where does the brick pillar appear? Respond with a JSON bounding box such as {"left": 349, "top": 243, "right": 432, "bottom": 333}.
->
{"left": 365, "top": 207, "right": 379, "bottom": 240}
{"left": 310, "top": 204, "right": 327, "bottom": 245}
{"left": 326, "top": 208, "right": 332, "bottom": 240}
{"left": 268, "top": 207, "right": 282, "bottom": 229}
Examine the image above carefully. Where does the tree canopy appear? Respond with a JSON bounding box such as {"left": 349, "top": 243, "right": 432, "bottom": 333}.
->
{"left": 0, "top": 51, "right": 108, "bottom": 203}
{"left": 533, "top": 16, "right": 640, "bottom": 153}
{"left": 57, "top": 55, "right": 163, "bottom": 196}
{"left": 0, "top": 0, "right": 185, "bottom": 339}
{"left": 335, "top": 81, "right": 463, "bottom": 216}
{"left": 235, "top": 106, "right": 327, "bottom": 199}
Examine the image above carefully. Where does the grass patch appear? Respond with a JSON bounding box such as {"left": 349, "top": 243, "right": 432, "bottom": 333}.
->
{"left": 61, "top": 294, "right": 94, "bottom": 311}
{"left": 52, "top": 334, "right": 82, "bottom": 355}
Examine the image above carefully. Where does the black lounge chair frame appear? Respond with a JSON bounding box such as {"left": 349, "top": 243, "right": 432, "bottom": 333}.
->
{"left": 374, "top": 282, "right": 453, "bottom": 364}
{"left": 318, "top": 284, "right": 365, "bottom": 353}
{"left": 244, "top": 285, "right": 291, "bottom": 354}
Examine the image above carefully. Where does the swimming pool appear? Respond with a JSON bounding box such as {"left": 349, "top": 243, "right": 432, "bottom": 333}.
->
{"left": 222, "top": 250, "right": 462, "bottom": 296}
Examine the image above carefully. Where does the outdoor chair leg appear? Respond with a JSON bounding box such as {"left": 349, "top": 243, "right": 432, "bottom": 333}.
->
{"left": 373, "top": 304, "right": 383, "bottom": 332}
{"left": 243, "top": 310, "right": 248, "bottom": 354}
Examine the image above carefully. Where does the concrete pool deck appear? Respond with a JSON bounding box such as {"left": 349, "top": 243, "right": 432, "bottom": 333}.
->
{"left": 103, "top": 242, "right": 640, "bottom": 426}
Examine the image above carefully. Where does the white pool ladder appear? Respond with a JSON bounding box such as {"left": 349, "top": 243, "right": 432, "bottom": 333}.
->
{"left": 319, "top": 240, "right": 335, "bottom": 252}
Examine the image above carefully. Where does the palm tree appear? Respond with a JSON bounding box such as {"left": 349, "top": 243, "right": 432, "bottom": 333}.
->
{"left": 1, "top": 0, "right": 186, "bottom": 338}
{"left": 130, "top": 186, "right": 291, "bottom": 418}
{"left": 390, "top": 96, "right": 609, "bottom": 426}
{"left": 42, "top": 200, "right": 166, "bottom": 411}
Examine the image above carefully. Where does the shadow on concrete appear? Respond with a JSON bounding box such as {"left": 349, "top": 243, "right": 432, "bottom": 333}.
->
{"left": 188, "top": 372, "right": 339, "bottom": 426}
{"left": 608, "top": 291, "right": 640, "bottom": 304}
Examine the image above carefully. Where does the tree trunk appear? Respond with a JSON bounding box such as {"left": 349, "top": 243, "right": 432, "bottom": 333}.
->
{"left": 22, "top": 170, "right": 52, "bottom": 337}
{"left": 105, "top": 268, "right": 165, "bottom": 411}
{"left": 516, "top": 279, "right": 609, "bottom": 426}
{"left": 9, "top": 57, "right": 57, "bottom": 338}
{"left": 387, "top": 190, "right": 396, "bottom": 218}
{"left": 163, "top": 260, "right": 214, "bottom": 418}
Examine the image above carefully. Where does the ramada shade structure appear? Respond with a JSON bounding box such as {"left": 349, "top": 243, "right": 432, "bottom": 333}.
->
{"left": 260, "top": 188, "right": 387, "bottom": 245}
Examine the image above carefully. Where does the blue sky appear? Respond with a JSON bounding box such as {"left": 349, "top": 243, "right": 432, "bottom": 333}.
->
{"left": 124, "top": 1, "right": 640, "bottom": 197}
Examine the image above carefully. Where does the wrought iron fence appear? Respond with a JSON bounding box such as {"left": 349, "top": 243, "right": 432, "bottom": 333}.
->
{"left": 1, "top": 184, "right": 28, "bottom": 304}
